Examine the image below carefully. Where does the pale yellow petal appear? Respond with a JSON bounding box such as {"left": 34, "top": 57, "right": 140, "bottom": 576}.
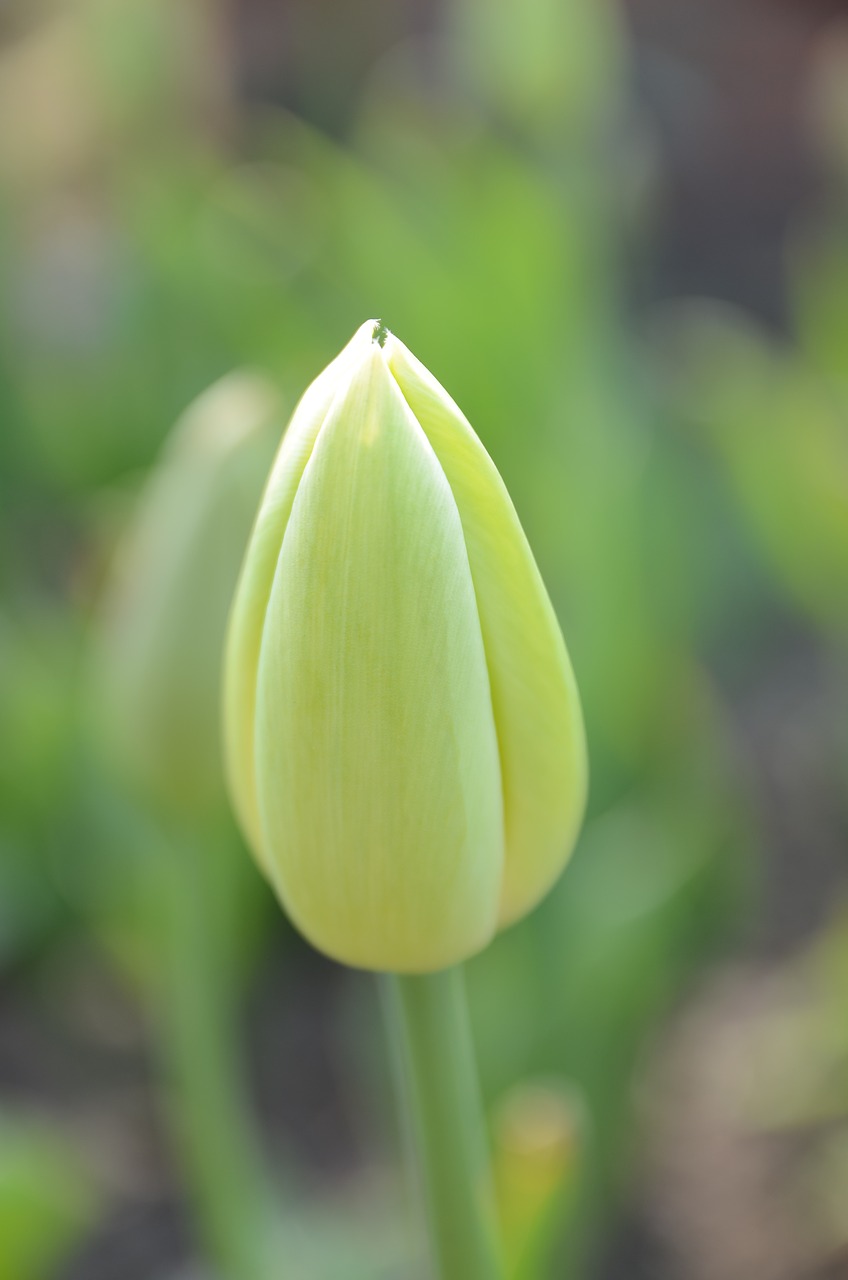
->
{"left": 254, "top": 345, "right": 504, "bottom": 971}
{"left": 224, "top": 321, "right": 376, "bottom": 862}
{"left": 386, "top": 334, "right": 587, "bottom": 926}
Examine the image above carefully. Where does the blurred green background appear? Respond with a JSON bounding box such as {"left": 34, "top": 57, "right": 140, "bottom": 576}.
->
{"left": 0, "top": 1, "right": 847, "bottom": 1277}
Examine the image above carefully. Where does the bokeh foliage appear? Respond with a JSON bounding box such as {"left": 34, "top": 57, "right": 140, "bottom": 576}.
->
{"left": 0, "top": 0, "right": 845, "bottom": 1276}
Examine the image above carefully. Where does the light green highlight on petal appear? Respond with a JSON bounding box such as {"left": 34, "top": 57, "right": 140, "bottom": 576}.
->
{"left": 253, "top": 347, "right": 504, "bottom": 971}
{"left": 385, "top": 334, "right": 588, "bottom": 925}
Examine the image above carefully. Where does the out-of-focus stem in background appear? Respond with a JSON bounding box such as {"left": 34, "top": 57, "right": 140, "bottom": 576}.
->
{"left": 154, "top": 827, "right": 279, "bottom": 1280}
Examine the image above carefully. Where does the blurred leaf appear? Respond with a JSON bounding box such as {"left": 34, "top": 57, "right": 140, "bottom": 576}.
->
{"left": 0, "top": 1116, "right": 95, "bottom": 1280}
{"left": 790, "top": 226, "right": 848, "bottom": 400}
{"left": 446, "top": 0, "right": 627, "bottom": 142}
{"left": 0, "top": 608, "right": 84, "bottom": 963}
{"left": 653, "top": 302, "right": 848, "bottom": 641}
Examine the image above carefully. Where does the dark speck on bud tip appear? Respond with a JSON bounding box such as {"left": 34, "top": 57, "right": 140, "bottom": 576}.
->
{"left": 372, "top": 320, "right": 389, "bottom": 348}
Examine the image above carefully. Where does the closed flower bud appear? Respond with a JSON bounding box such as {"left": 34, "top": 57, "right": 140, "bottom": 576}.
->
{"left": 94, "top": 372, "right": 281, "bottom": 818}
{"left": 224, "top": 321, "right": 587, "bottom": 972}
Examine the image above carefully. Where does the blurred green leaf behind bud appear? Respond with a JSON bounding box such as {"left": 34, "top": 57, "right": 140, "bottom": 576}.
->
{"left": 654, "top": 302, "right": 848, "bottom": 642}
{"left": 447, "top": 0, "right": 626, "bottom": 143}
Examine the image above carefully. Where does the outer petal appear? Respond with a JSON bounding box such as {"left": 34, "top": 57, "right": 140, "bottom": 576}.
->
{"left": 254, "top": 346, "right": 504, "bottom": 971}
{"left": 385, "top": 335, "right": 588, "bottom": 926}
{"left": 224, "top": 321, "right": 376, "bottom": 862}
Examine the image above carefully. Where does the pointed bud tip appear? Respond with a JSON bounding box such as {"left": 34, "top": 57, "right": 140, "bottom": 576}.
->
{"left": 372, "top": 319, "right": 389, "bottom": 348}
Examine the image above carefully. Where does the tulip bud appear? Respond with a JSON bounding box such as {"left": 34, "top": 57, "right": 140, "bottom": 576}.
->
{"left": 224, "top": 321, "right": 587, "bottom": 972}
{"left": 94, "top": 372, "right": 281, "bottom": 818}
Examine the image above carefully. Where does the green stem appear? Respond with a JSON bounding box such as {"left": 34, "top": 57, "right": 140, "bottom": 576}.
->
{"left": 155, "top": 831, "right": 278, "bottom": 1280}
{"left": 384, "top": 967, "right": 503, "bottom": 1280}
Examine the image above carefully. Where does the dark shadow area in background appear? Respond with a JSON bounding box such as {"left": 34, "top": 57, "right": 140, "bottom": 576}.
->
{"left": 625, "top": 0, "right": 848, "bottom": 325}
